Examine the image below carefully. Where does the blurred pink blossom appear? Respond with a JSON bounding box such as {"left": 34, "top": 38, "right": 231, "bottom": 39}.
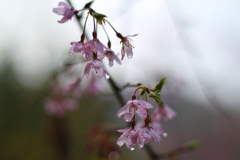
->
{"left": 151, "top": 104, "right": 176, "bottom": 121}
{"left": 45, "top": 97, "right": 78, "bottom": 117}
{"left": 66, "top": 78, "right": 82, "bottom": 98}
{"left": 85, "top": 75, "right": 100, "bottom": 95}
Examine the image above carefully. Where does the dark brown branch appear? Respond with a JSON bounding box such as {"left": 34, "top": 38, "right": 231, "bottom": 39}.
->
{"left": 158, "top": 141, "right": 200, "bottom": 159}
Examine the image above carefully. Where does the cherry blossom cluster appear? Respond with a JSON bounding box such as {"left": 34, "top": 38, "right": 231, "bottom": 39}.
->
{"left": 52, "top": 1, "right": 177, "bottom": 152}
{"left": 116, "top": 78, "right": 176, "bottom": 150}
{"left": 53, "top": 1, "right": 137, "bottom": 79}
{"left": 45, "top": 75, "right": 100, "bottom": 117}
{"left": 45, "top": 79, "right": 80, "bottom": 117}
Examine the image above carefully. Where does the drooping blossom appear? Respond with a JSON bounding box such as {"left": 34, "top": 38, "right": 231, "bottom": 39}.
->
{"left": 83, "top": 59, "right": 109, "bottom": 79}
{"left": 117, "top": 99, "right": 153, "bottom": 122}
{"left": 151, "top": 104, "right": 176, "bottom": 121}
{"left": 69, "top": 41, "right": 92, "bottom": 59}
{"left": 117, "top": 33, "right": 138, "bottom": 60}
{"left": 151, "top": 122, "right": 164, "bottom": 135}
{"left": 133, "top": 125, "right": 161, "bottom": 149}
{"left": 84, "top": 38, "right": 109, "bottom": 59}
{"left": 53, "top": 2, "right": 80, "bottom": 23}
{"left": 45, "top": 97, "right": 78, "bottom": 117}
{"left": 105, "top": 50, "right": 121, "bottom": 67}
{"left": 117, "top": 128, "right": 137, "bottom": 149}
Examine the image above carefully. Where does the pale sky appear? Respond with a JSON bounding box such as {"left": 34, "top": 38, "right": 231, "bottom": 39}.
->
{"left": 1, "top": 0, "right": 240, "bottom": 110}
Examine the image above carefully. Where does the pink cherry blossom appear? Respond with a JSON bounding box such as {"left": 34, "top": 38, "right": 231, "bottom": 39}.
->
{"left": 133, "top": 125, "right": 161, "bottom": 149}
{"left": 45, "top": 97, "right": 78, "bottom": 117}
{"left": 105, "top": 50, "right": 121, "bottom": 67}
{"left": 151, "top": 122, "right": 164, "bottom": 135}
{"left": 69, "top": 41, "right": 92, "bottom": 59}
{"left": 83, "top": 60, "right": 109, "bottom": 79}
{"left": 117, "top": 128, "right": 136, "bottom": 149}
{"left": 84, "top": 39, "right": 108, "bottom": 59}
{"left": 151, "top": 104, "right": 176, "bottom": 121}
{"left": 117, "top": 99, "right": 153, "bottom": 122}
{"left": 53, "top": 2, "right": 79, "bottom": 23}
{"left": 117, "top": 33, "right": 138, "bottom": 60}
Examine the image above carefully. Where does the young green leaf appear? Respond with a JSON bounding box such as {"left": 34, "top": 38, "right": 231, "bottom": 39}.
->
{"left": 152, "top": 77, "right": 166, "bottom": 93}
{"left": 149, "top": 92, "right": 162, "bottom": 105}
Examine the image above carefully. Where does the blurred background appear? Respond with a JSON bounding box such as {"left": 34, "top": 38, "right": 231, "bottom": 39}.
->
{"left": 1, "top": 0, "right": 240, "bottom": 159}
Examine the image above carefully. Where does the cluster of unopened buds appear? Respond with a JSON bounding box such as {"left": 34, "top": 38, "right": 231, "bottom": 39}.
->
{"left": 116, "top": 78, "right": 176, "bottom": 150}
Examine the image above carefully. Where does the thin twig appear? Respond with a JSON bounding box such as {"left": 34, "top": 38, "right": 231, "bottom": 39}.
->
{"left": 120, "top": 83, "right": 141, "bottom": 92}
{"left": 66, "top": 0, "right": 90, "bottom": 41}
{"left": 158, "top": 141, "right": 200, "bottom": 159}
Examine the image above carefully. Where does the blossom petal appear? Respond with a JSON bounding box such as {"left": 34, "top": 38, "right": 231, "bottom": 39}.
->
{"left": 137, "top": 133, "right": 145, "bottom": 149}
{"left": 165, "top": 106, "right": 176, "bottom": 120}
{"left": 58, "top": 2, "right": 71, "bottom": 9}
{"left": 117, "top": 128, "right": 130, "bottom": 132}
{"left": 151, "top": 122, "right": 164, "bottom": 135}
{"left": 125, "top": 46, "right": 133, "bottom": 59}
{"left": 134, "top": 100, "right": 153, "bottom": 109}
{"left": 53, "top": 8, "right": 65, "bottom": 15}
{"left": 124, "top": 113, "right": 134, "bottom": 122}
{"left": 83, "top": 62, "right": 92, "bottom": 78}
{"left": 117, "top": 128, "right": 136, "bottom": 149}
{"left": 151, "top": 108, "right": 161, "bottom": 121}
{"left": 82, "top": 46, "right": 92, "bottom": 60}
{"left": 149, "top": 128, "right": 161, "bottom": 143}
{"left": 136, "top": 106, "right": 147, "bottom": 120}
{"left": 117, "top": 133, "right": 127, "bottom": 147}
{"left": 58, "top": 17, "right": 69, "bottom": 23}
{"left": 127, "top": 33, "right": 139, "bottom": 37}
{"left": 117, "top": 101, "right": 131, "bottom": 118}
{"left": 114, "top": 54, "right": 121, "bottom": 65}
{"left": 121, "top": 48, "right": 125, "bottom": 60}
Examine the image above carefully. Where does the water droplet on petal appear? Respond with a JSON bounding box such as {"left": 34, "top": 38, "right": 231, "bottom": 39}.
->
{"left": 127, "top": 55, "right": 132, "bottom": 59}
{"left": 139, "top": 144, "right": 144, "bottom": 148}
{"left": 130, "top": 148, "right": 135, "bottom": 151}
{"left": 163, "top": 133, "right": 168, "bottom": 137}
{"left": 105, "top": 74, "right": 110, "bottom": 79}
